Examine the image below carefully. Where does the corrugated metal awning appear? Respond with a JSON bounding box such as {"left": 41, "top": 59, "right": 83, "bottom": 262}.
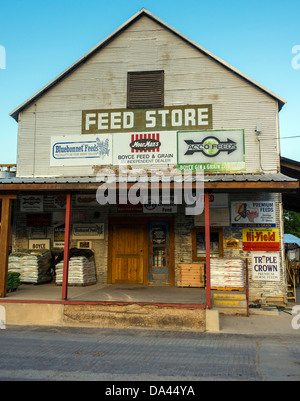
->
{"left": 0, "top": 172, "right": 297, "bottom": 184}
{"left": 0, "top": 173, "right": 298, "bottom": 193}
{"left": 284, "top": 234, "right": 300, "bottom": 247}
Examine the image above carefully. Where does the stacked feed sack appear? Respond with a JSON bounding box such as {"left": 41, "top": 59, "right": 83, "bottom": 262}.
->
{"left": 55, "top": 249, "right": 97, "bottom": 286}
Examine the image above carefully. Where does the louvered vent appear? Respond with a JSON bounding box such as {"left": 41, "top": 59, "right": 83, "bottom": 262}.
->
{"left": 127, "top": 71, "right": 164, "bottom": 109}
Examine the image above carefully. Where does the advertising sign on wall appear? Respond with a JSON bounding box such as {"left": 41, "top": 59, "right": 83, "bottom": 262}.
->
{"left": 50, "top": 134, "right": 112, "bottom": 166}
{"left": 30, "top": 227, "right": 47, "bottom": 238}
{"left": 194, "top": 209, "right": 230, "bottom": 227}
{"left": 75, "top": 194, "right": 98, "bottom": 207}
{"left": 72, "top": 223, "right": 104, "bottom": 240}
{"left": 207, "top": 193, "right": 229, "bottom": 208}
{"left": 28, "top": 239, "right": 51, "bottom": 251}
{"left": 26, "top": 214, "right": 51, "bottom": 227}
{"left": 231, "top": 201, "right": 276, "bottom": 227}
{"left": 117, "top": 203, "right": 143, "bottom": 213}
{"left": 20, "top": 195, "right": 43, "bottom": 212}
{"left": 225, "top": 239, "right": 240, "bottom": 249}
{"left": 143, "top": 200, "right": 177, "bottom": 214}
{"left": 242, "top": 228, "right": 280, "bottom": 251}
{"left": 252, "top": 253, "right": 280, "bottom": 281}
{"left": 113, "top": 131, "right": 177, "bottom": 166}
{"left": 177, "top": 129, "right": 245, "bottom": 172}
{"left": 82, "top": 105, "right": 213, "bottom": 134}
{"left": 53, "top": 211, "right": 65, "bottom": 248}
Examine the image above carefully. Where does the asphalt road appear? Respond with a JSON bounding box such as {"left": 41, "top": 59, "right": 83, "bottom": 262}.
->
{"left": 0, "top": 324, "right": 300, "bottom": 383}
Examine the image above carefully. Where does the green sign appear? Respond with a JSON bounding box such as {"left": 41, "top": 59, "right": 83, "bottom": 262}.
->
{"left": 177, "top": 129, "right": 245, "bottom": 172}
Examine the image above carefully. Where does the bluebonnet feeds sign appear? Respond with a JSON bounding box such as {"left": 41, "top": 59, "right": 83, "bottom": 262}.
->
{"left": 50, "top": 135, "right": 112, "bottom": 166}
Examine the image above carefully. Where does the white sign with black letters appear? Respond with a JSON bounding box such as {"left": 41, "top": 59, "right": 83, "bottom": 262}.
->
{"left": 252, "top": 253, "right": 280, "bottom": 281}
{"left": 28, "top": 239, "right": 51, "bottom": 251}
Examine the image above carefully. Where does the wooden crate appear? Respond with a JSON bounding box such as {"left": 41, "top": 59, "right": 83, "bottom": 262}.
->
{"left": 177, "top": 263, "right": 205, "bottom": 288}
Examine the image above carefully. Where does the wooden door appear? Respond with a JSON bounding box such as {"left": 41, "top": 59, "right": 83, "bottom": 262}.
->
{"left": 111, "top": 224, "right": 145, "bottom": 284}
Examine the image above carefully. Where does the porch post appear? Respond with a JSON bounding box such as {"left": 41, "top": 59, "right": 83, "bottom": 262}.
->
{"left": 62, "top": 192, "right": 72, "bottom": 300}
{"left": 205, "top": 192, "right": 211, "bottom": 309}
{"left": 0, "top": 194, "right": 17, "bottom": 298}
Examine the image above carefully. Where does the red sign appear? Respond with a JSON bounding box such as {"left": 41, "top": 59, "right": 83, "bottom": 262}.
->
{"left": 117, "top": 203, "right": 143, "bottom": 213}
{"left": 26, "top": 214, "right": 51, "bottom": 227}
{"left": 242, "top": 228, "right": 280, "bottom": 251}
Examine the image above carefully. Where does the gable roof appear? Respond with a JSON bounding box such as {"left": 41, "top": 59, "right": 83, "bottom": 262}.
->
{"left": 9, "top": 8, "right": 286, "bottom": 121}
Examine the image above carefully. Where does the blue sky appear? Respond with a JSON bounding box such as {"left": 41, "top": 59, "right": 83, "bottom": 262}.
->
{"left": 0, "top": 0, "right": 299, "bottom": 164}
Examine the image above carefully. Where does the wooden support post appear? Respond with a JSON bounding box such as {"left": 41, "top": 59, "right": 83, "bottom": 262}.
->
{"left": 205, "top": 192, "right": 211, "bottom": 309}
{"left": 0, "top": 195, "right": 17, "bottom": 298}
{"left": 62, "top": 193, "right": 72, "bottom": 301}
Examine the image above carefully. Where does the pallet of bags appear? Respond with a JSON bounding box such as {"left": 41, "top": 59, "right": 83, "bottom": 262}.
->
{"left": 8, "top": 252, "right": 26, "bottom": 275}
{"left": 8, "top": 250, "right": 52, "bottom": 284}
{"left": 55, "top": 248, "right": 97, "bottom": 286}
{"left": 21, "top": 250, "right": 52, "bottom": 284}
{"left": 7, "top": 272, "right": 21, "bottom": 292}
{"left": 211, "top": 258, "right": 244, "bottom": 289}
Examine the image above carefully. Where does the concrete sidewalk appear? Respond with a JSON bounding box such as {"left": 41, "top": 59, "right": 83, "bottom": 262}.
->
{"left": 220, "top": 309, "right": 300, "bottom": 337}
{"left": 219, "top": 287, "right": 300, "bottom": 337}
{"left": 2, "top": 284, "right": 300, "bottom": 336}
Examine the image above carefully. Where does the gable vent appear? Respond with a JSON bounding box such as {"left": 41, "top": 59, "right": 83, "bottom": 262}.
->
{"left": 127, "top": 70, "right": 164, "bottom": 109}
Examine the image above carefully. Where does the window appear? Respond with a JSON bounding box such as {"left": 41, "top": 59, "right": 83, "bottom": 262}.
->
{"left": 127, "top": 70, "right": 164, "bottom": 109}
{"left": 192, "top": 228, "right": 224, "bottom": 261}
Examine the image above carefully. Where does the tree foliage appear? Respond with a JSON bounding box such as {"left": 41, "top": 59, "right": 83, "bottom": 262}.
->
{"left": 283, "top": 210, "right": 300, "bottom": 238}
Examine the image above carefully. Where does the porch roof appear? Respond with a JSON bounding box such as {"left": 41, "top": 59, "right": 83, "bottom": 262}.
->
{"left": 0, "top": 173, "right": 298, "bottom": 193}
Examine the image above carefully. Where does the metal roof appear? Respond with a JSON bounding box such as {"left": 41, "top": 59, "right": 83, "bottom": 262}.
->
{"left": 203, "top": 173, "right": 297, "bottom": 183}
{"left": 0, "top": 173, "right": 297, "bottom": 185}
{"left": 284, "top": 234, "right": 300, "bottom": 247}
{"left": 10, "top": 8, "right": 286, "bottom": 121}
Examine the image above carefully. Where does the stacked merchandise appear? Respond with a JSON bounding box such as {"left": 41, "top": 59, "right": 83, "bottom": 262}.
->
{"left": 55, "top": 248, "right": 97, "bottom": 286}
{"left": 7, "top": 272, "right": 21, "bottom": 292}
{"left": 7, "top": 252, "right": 24, "bottom": 275}
{"left": 211, "top": 258, "right": 244, "bottom": 289}
{"left": 8, "top": 250, "right": 52, "bottom": 284}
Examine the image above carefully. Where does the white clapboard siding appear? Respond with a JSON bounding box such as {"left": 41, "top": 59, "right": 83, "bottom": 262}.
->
{"left": 17, "top": 15, "right": 280, "bottom": 177}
